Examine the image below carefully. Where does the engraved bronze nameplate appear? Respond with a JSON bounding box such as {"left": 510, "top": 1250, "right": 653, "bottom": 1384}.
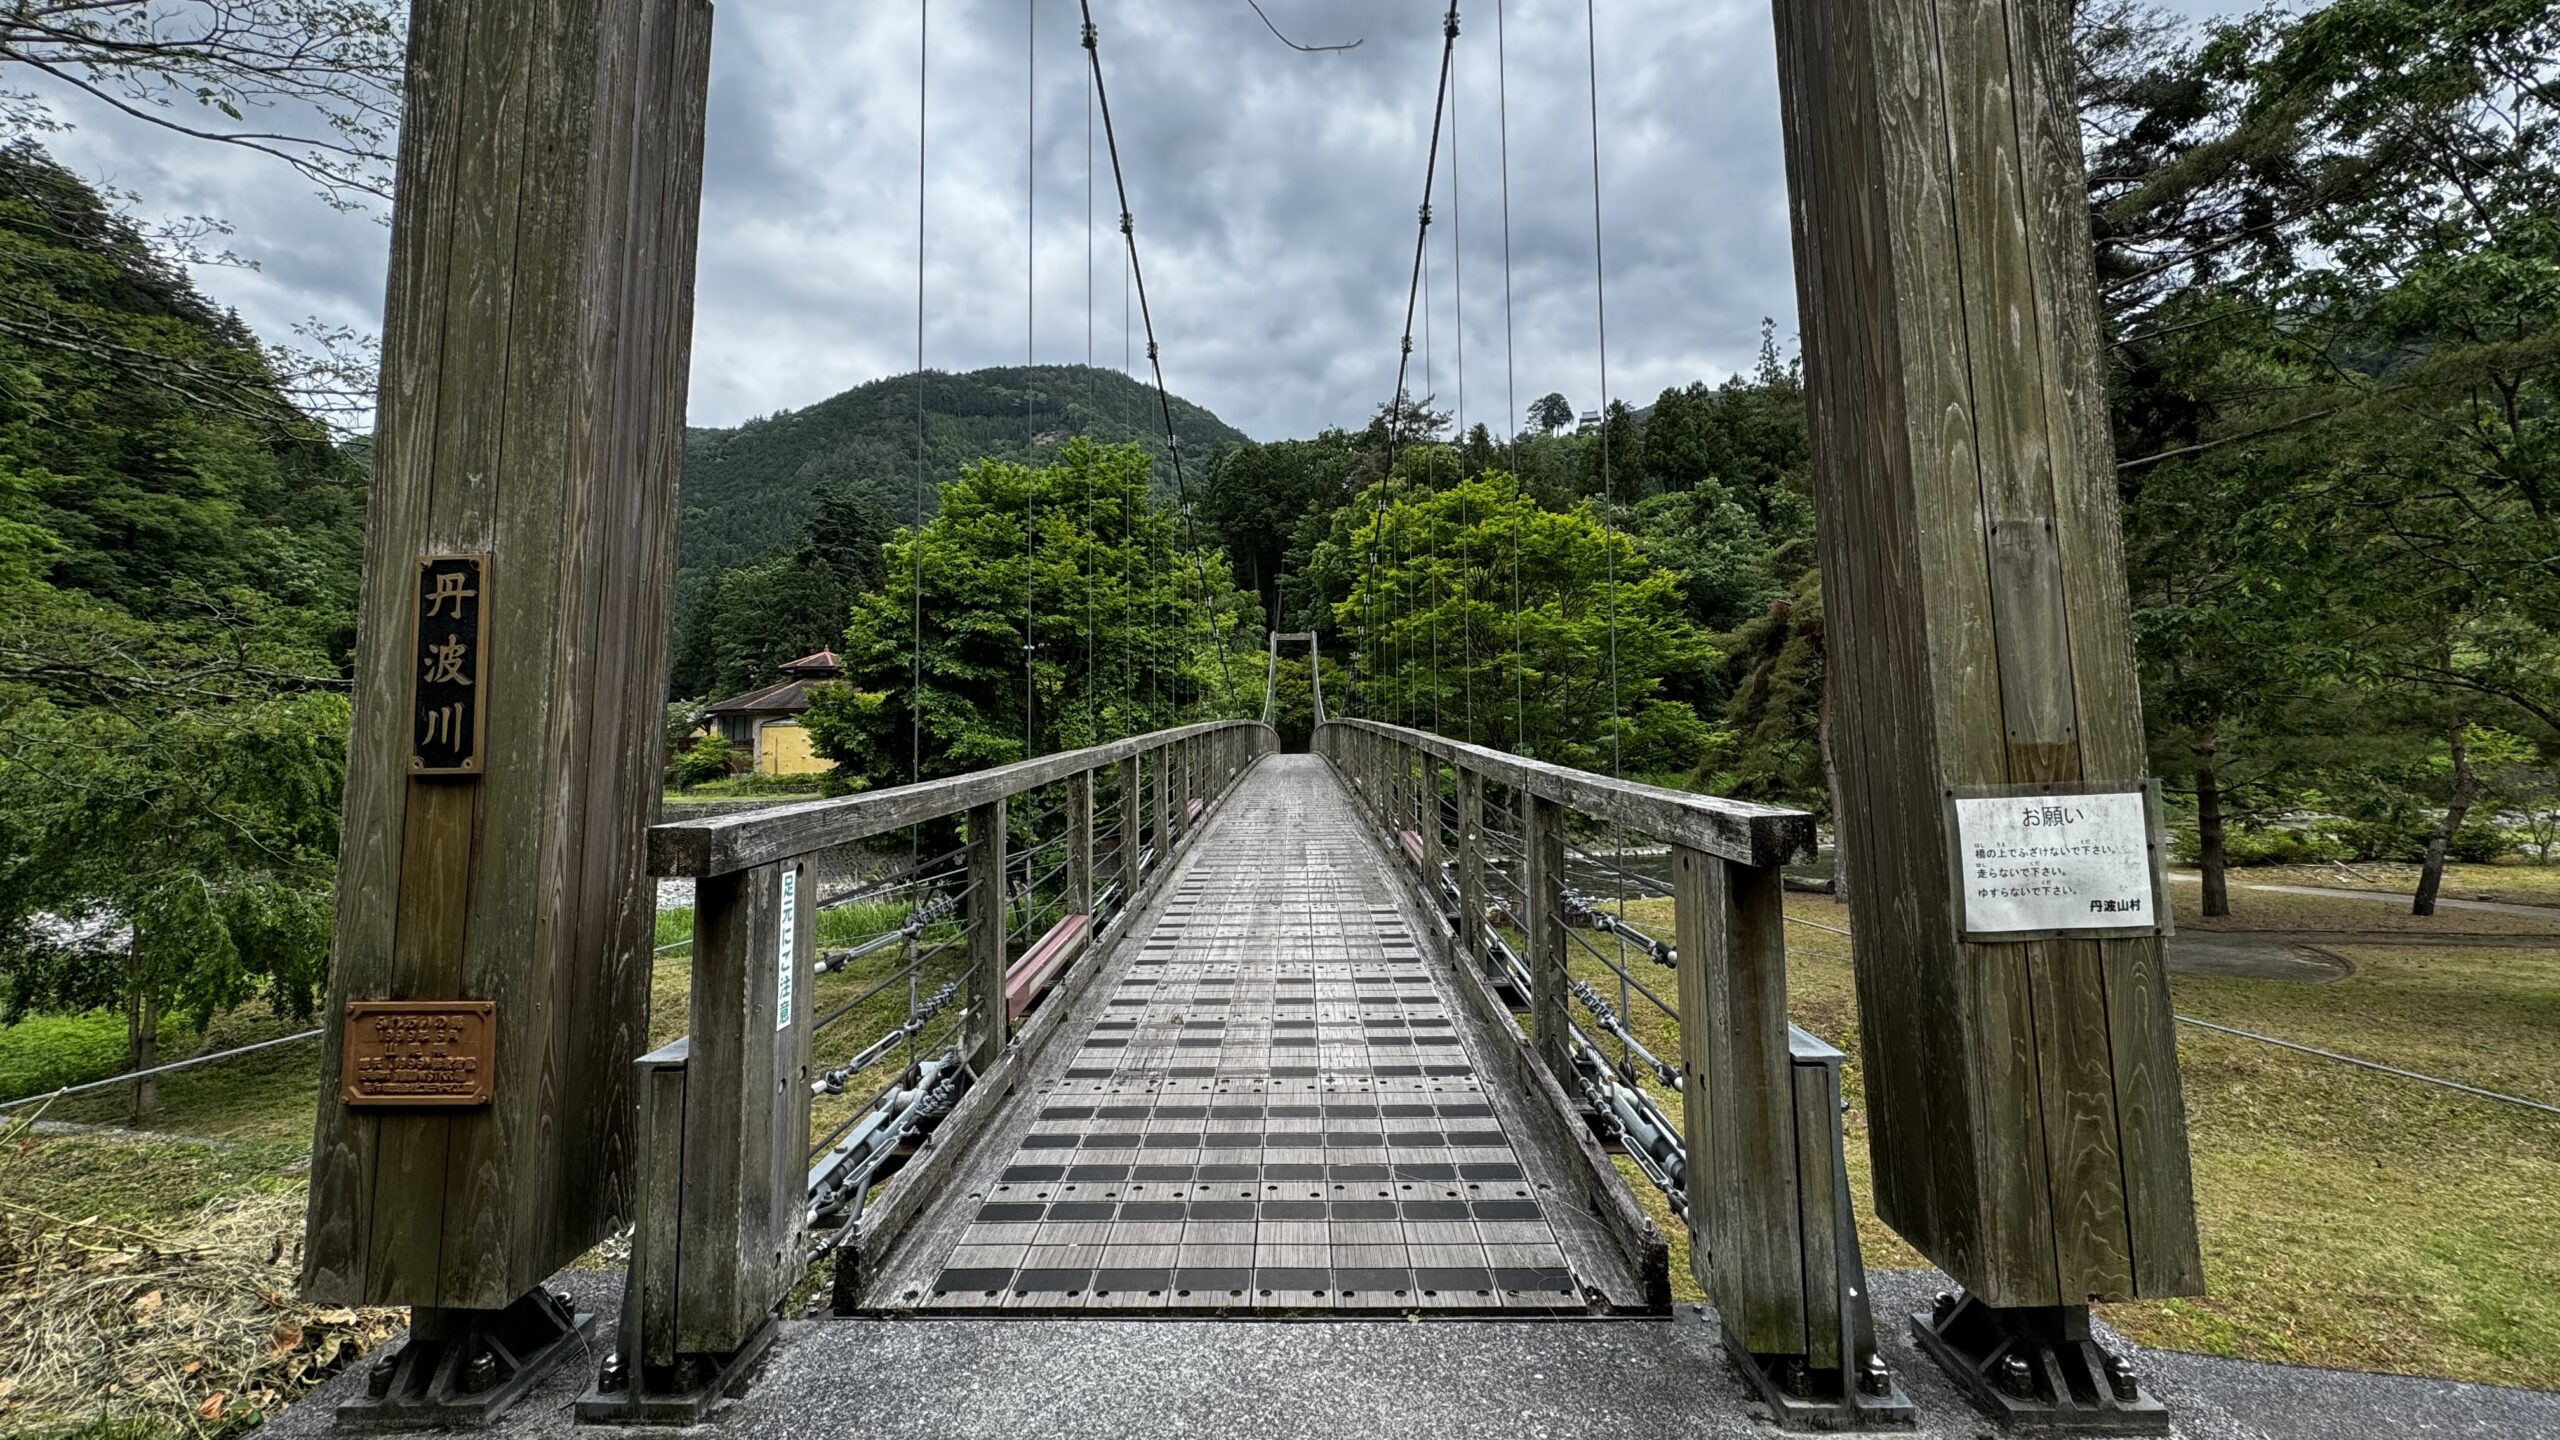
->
{"left": 341, "top": 1000, "right": 497, "bottom": 1107}
{"left": 410, "top": 554, "right": 490, "bottom": 776}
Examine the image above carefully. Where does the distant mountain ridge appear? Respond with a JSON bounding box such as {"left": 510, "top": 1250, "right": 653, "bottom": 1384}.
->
{"left": 677, "top": 364, "right": 1250, "bottom": 588}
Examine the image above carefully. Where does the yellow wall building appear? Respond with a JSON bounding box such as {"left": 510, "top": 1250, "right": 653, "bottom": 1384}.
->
{"left": 703, "top": 650, "right": 841, "bottom": 780}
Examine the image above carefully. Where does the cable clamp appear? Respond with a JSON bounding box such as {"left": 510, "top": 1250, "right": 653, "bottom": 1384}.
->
{"left": 1418, "top": 202, "right": 1433, "bottom": 227}
{"left": 1081, "top": 20, "right": 1097, "bottom": 48}
{"left": 1119, "top": 211, "right": 1134, "bottom": 235}
{"left": 1445, "top": 6, "right": 1462, "bottom": 40}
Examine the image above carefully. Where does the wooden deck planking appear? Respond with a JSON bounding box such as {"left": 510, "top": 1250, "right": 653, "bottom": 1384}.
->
{"left": 863, "top": 756, "right": 1643, "bottom": 1316}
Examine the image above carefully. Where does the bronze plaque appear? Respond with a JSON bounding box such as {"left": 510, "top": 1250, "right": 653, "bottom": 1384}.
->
{"left": 340, "top": 1000, "right": 497, "bottom": 1107}
{"left": 410, "top": 554, "right": 490, "bottom": 776}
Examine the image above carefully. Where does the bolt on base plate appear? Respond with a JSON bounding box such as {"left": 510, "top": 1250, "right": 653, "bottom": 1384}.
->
{"left": 573, "top": 1314, "right": 779, "bottom": 1427}
{"left": 1726, "top": 1330, "right": 1917, "bottom": 1433}
{"left": 1909, "top": 1292, "right": 2169, "bottom": 1434}
{"left": 335, "top": 1290, "right": 595, "bottom": 1431}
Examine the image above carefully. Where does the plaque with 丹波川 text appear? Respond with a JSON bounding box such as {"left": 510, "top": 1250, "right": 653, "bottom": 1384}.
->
{"left": 340, "top": 1000, "right": 497, "bottom": 1107}
{"left": 410, "top": 554, "right": 489, "bottom": 776}
{"left": 1948, "top": 782, "right": 2169, "bottom": 942}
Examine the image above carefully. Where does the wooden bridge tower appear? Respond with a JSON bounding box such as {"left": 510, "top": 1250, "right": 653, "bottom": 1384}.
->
{"left": 1774, "top": 0, "right": 2203, "bottom": 1426}
{"left": 298, "top": 0, "right": 714, "bottom": 1423}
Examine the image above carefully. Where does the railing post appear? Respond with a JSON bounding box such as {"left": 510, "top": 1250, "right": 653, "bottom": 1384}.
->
{"left": 1526, "top": 793, "right": 1570, "bottom": 1079}
{"left": 1674, "top": 846, "right": 1804, "bottom": 1358}
{"left": 1066, "top": 768, "right": 1094, "bottom": 918}
{"left": 966, "top": 799, "right": 1009, "bottom": 1071}
{"left": 1150, "top": 745, "right": 1172, "bottom": 874}
{"left": 1457, "top": 767, "right": 1485, "bottom": 966}
{"left": 604, "top": 855, "right": 809, "bottom": 1421}
{"left": 1117, "top": 754, "right": 1142, "bottom": 908}
{"left": 1420, "top": 753, "right": 1444, "bottom": 887}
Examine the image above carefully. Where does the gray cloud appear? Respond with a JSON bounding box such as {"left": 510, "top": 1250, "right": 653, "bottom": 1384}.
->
{"left": 39, "top": 0, "right": 2254, "bottom": 442}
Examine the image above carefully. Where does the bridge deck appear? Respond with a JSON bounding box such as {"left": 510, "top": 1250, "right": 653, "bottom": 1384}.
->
{"left": 858, "top": 754, "right": 1649, "bottom": 1314}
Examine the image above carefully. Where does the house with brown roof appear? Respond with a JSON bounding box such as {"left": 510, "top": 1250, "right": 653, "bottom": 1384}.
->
{"left": 703, "top": 650, "right": 841, "bottom": 777}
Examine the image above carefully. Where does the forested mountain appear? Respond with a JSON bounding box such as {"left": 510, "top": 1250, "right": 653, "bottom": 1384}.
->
{"left": 669, "top": 365, "right": 1248, "bottom": 700}
{"left": 0, "top": 141, "right": 363, "bottom": 1067}
{"left": 678, "top": 364, "right": 1248, "bottom": 582}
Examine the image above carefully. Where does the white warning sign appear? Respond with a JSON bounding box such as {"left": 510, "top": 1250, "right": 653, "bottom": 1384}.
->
{"left": 1953, "top": 788, "right": 2162, "bottom": 938}
{"left": 777, "top": 868, "right": 798, "bottom": 1032}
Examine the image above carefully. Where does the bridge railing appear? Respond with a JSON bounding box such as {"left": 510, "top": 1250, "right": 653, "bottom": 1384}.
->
{"left": 1315, "top": 717, "right": 1911, "bottom": 1429}
{"left": 589, "top": 719, "right": 1277, "bottom": 1423}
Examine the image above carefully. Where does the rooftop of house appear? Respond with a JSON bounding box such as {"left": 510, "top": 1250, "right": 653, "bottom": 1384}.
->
{"left": 705, "top": 650, "right": 843, "bottom": 717}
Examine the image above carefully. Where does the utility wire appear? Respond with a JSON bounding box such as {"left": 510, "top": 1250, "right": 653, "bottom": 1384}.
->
{"left": 1244, "top": 0, "right": 1363, "bottom": 53}
{"left": 1080, "top": 4, "right": 1242, "bottom": 714}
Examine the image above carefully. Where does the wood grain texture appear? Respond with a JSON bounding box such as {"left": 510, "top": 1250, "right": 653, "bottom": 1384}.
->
{"left": 301, "top": 0, "right": 712, "bottom": 1311}
{"left": 966, "top": 801, "right": 1009, "bottom": 1072}
{"left": 1456, "top": 767, "right": 1485, "bottom": 969}
{"left": 628, "top": 1038, "right": 688, "bottom": 1367}
{"left": 1676, "top": 850, "right": 1808, "bottom": 1356}
{"left": 1525, "top": 795, "right": 1570, "bottom": 1082}
{"left": 1772, "top": 0, "right": 2201, "bottom": 1305}
{"left": 1792, "top": 1057, "right": 1844, "bottom": 1371}
{"left": 299, "top": 0, "right": 475, "bottom": 1306}
{"left": 1066, "top": 770, "right": 1094, "bottom": 917}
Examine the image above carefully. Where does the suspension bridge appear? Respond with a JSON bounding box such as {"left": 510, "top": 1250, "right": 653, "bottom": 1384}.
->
{"left": 264, "top": 0, "right": 2535, "bottom": 1435}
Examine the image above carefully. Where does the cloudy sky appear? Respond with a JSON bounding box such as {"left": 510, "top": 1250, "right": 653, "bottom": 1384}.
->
{"left": 42, "top": 0, "right": 2246, "bottom": 443}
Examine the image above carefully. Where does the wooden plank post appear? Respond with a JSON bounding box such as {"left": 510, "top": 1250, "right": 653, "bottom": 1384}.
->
{"left": 1066, "top": 769, "right": 1095, "bottom": 918}
{"left": 673, "top": 861, "right": 811, "bottom": 1356}
{"left": 1420, "top": 755, "right": 1444, "bottom": 881}
{"left": 1149, "top": 746, "right": 1172, "bottom": 873}
{"left": 1457, "top": 767, "right": 1485, "bottom": 965}
{"left": 300, "top": 0, "right": 715, "bottom": 1397}
{"left": 1770, "top": 0, "right": 2200, "bottom": 1398}
{"left": 1525, "top": 794, "right": 1571, "bottom": 1079}
{"left": 966, "top": 800, "right": 1009, "bottom": 1071}
{"left": 1674, "top": 848, "right": 1807, "bottom": 1358}
{"left": 1118, "top": 755, "right": 1143, "bottom": 906}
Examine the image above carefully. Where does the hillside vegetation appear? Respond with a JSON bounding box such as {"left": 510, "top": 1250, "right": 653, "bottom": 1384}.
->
{"left": 677, "top": 364, "right": 1247, "bottom": 583}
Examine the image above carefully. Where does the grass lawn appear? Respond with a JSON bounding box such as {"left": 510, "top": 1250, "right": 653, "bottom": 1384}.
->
{"left": 2167, "top": 869, "right": 2560, "bottom": 935}
{"left": 7, "top": 867, "right": 2553, "bottom": 1412}
{"left": 2204, "top": 858, "right": 2560, "bottom": 910}
{"left": 1586, "top": 892, "right": 2560, "bottom": 1389}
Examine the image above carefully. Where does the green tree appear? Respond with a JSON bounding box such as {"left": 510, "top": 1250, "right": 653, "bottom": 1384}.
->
{"left": 1526, "top": 392, "right": 1574, "bottom": 434}
{"left": 1330, "top": 472, "right": 1713, "bottom": 772}
{"left": 802, "top": 440, "right": 1259, "bottom": 790}
{"left": 0, "top": 146, "right": 360, "bottom": 1113}
{"left": 1199, "top": 433, "right": 1357, "bottom": 626}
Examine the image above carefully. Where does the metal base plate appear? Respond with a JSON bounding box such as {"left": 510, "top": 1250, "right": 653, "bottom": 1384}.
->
{"left": 336, "top": 1291, "right": 595, "bottom": 1430}
{"left": 1910, "top": 1296, "right": 2170, "bottom": 1434}
{"left": 573, "top": 1315, "right": 779, "bottom": 1427}
{"left": 1727, "top": 1333, "right": 1916, "bottom": 1433}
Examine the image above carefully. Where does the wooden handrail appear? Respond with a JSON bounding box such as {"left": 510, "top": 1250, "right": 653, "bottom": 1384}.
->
{"left": 1317, "top": 717, "right": 1813, "bottom": 868}
{"left": 650, "top": 720, "right": 1276, "bottom": 877}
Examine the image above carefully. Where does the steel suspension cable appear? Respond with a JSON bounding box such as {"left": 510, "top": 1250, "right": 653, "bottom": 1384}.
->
{"left": 1366, "top": 2, "right": 1462, "bottom": 724}
{"left": 1494, "top": 0, "right": 1524, "bottom": 754}
{"left": 1079, "top": 4, "right": 1241, "bottom": 715}
{"left": 1025, "top": 0, "right": 1039, "bottom": 759}
{"left": 1584, "top": 0, "right": 1622, "bottom": 777}
{"left": 1452, "top": 47, "right": 1473, "bottom": 744}
{"left": 912, "top": 0, "right": 930, "bottom": 790}
{"left": 1086, "top": 48, "right": 1098, "bottom": 744}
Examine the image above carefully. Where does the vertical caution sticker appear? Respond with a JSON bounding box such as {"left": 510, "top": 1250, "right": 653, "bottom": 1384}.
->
{"left": 777, "top": 868, "right": 797, "bottom": 1032}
